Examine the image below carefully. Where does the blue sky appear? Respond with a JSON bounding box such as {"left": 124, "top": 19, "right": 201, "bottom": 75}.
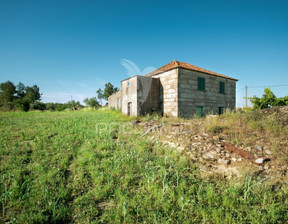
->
{"left": 0, "top": 0, "right": 287, "bottom": 107}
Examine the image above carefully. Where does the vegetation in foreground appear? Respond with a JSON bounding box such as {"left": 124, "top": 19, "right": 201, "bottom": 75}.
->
{"left": 0, "top": 110, "right": 288, "bottom": 223}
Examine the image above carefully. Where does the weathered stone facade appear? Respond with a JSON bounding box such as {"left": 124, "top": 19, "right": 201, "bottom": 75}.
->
{"left": 178, "top": 68, "right": 236, "bottom": 118}
{"left": 121, "top": 76, "right": 159, "bottom": 116}
{"left": 121, "top": 76, "right": 138, "bottom": 116}
{"left": 153, "top": 69, "right": 178, "bottom": 117}
{"left": 108, "top": 60, "right": 237, "bottom": 117}
{"left": 108, "top": 90, "right": 121, "bottom": 110}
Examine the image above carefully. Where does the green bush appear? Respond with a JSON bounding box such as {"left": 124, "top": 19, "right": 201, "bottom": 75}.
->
{"left": 30, "top": 102, "right": 46, "bottom": 111}
{"left": 13, "top": 99, "right": 30, "bottom": 111}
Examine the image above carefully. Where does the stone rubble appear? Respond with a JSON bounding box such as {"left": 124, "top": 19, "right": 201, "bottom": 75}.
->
{"left": 136, "top": 120, "right": 288, "bottom": 180}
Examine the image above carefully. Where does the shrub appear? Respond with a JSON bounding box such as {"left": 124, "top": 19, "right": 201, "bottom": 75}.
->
{"left": 250, "top": 88, "right": 288, "bottom": 109}
{"left": 13, "top": 99, "right": 30, "bottom": 112}
{"left": 30, "top": 102, "right": 46, "bottom": 111}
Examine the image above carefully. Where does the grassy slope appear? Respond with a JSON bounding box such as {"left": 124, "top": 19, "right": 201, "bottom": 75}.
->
{"left": 0, "top": 110, "right": 287, "bottom": 223}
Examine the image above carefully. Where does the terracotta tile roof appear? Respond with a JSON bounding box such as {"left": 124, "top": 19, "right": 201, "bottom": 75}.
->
{"left": 145, "top": 60, "right": 238, "bottom": 81}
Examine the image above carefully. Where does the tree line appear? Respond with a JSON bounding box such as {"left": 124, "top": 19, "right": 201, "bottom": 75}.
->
{"left": 0, "top": 81, "right": 119, "bottom": 112}
{"left": 0, "top": 81, "right": 42, "bottom": 111}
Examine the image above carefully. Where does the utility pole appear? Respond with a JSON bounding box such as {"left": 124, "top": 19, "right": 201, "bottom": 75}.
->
{"left": 245, "top": 86, "right": 248, "bottom": 109}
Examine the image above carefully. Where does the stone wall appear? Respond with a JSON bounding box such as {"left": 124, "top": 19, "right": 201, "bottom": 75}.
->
{"left": 153, "top": 69, "right": 178, "bottom": 117}
{"left": 108, "top": 90, "right": 121, "bottom": 109}
{"left": 178, "top": 68, "right": 236, "bottom": 118}
{"left": 121, "top": 76, "right": 161, "bottom": 116}
{"left": 121, "top": 76, "right": 138, "bottom": 116}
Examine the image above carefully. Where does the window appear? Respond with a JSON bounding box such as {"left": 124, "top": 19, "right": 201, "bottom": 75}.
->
{"left": 127, "top": 81, "right": 130, "bottom": 87}
{"left": 196, "top": 106, "right": 204, "bottom": 117}
{"left": 219, "top": 82, "right": 225, "bottom": 93}
{"left": 198, "top": 77, "right": 205, "bottom": 91}
{"left": 219, "top": 107, "right": 224, "bottom": 115}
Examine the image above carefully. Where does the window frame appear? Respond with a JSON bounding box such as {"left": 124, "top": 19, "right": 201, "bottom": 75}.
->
{"left": 219, "top": 81, "right": 225, "bottom": 94}
{"left": 197, "top": 77, "right": 205, "bottom": 91}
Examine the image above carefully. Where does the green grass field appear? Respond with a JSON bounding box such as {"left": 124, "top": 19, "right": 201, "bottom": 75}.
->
{"left": 1, "top": 111, "right": 288, "bottom": 223}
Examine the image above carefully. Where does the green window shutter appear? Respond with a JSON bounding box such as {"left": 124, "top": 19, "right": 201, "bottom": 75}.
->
{"left": 196, "top": 106, "right": 204, "bottom": 117}
{"left": 220, "top": 82, "right": 225, "bottom": 93}
{"left": 198, "top": 77, "right": 205, "bottom": 91}
{"left": 197, "top": 77, "right": 201, "bottom": 90}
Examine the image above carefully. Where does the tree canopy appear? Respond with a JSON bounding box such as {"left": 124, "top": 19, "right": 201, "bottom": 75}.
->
{"left": 0, "top": 80, "right": 42, "bottom": 111}
{"left": 97, "top": 82, "right": 119, "bottom": 103}
{"left": 250, "top": 88, "right": 288, "bottom": 109}
{"left": 84, "top": 97, "right": 100, "bottom": 108}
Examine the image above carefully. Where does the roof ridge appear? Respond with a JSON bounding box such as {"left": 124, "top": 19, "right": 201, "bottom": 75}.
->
{"left": 173, "top": 60, "right": 180, "bottom": 67}
{"left": 145, "top": 60, "right": 238, "bottom": 81}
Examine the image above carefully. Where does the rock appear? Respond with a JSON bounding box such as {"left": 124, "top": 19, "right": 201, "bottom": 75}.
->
{"left": 217, "top": 158, "right": 231, "bottom": 165}
{"left": 258, "top": 166, "right": 264, "bottom": 171}
{"left": 265, "top": 150, "right": 272, "bottom": 155}
{"left": 255, "top": 145, "right": 263, "bottom": 151}
{"left": 187, "top": 152, "right": 197, "bottom": 161}
{"left": 162, "top": 141, "right": 176, "bottom": 148}
{"left": 232, "top": 158, "right": 237, "bottom": 162}
{"left": 255, "top": 157, "right": 265, "bottom": 164}
{"left": 177, "top": 146, "right": 185, "bottom": 152}
{"left": 264, "top": 164, "right": 270, "bottom": 170}
{"left": 202, "top": 152, "right": 217, "bottom": 161}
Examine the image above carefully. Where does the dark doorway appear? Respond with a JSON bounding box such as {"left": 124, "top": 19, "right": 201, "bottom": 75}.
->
{"left": 128, "top": 102, "right": 132, "bottom": 116}
{"left": 218, "top": 107, "right": 224, "bottom": 115}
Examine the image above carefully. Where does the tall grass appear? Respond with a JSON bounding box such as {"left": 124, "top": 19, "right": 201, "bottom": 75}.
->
{"left": 0, "top": 110, "right": 287, "bottom": 223}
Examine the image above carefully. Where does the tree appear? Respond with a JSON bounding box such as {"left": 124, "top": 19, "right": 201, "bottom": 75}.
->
{"left": 84, "top": 97, "right": 100, "bottom": 108}
{"left": 97, "top": 82, "right": 119, "bottom": 105}
{"left": 103, "top": 82, "right": 119, "bottom": 100}
{"left": 67, "top": 100, "right": 82, "bottom": 111}
{"left": 0, "top": 81, "right": 16, "bottom": 110}
{"left": 16, "top": 82, "right": 26, "bottom": 98}
{"left": 24, "top": 85, "right": 41, "bottom": 103}
{"left": 250, "top": 88, "right": 288, "bottom": 109}
{"left": 46, "top": 102, "right": 56, "bottom": 111}
{"left": 96, "top": 88, "right": 104, "bottom": 105}
{"left": 55, "top": 103, "right": 68, "bottom": 111}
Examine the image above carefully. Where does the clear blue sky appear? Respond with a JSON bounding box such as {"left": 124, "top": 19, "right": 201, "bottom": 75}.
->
{"left": 0, "top": 0, "right": 287, "bottom": 107}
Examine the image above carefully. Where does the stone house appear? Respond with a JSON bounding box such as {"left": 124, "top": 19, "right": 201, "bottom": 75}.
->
{"left": 108, "top": 60, "right": 238, "bottom": 118}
